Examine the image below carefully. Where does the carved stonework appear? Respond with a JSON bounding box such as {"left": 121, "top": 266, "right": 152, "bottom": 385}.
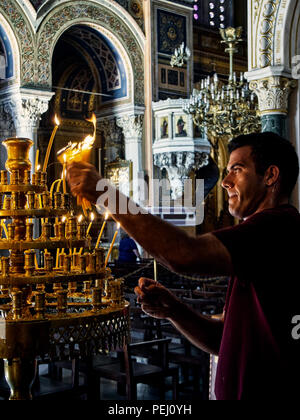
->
{"left": 257, "top": 0, "right": 279, "bottom": 68}
{"left": 3, "top": 97, "right": 49, "bottom": 132}
{"left": 154, "top": 152, "right": 209, "bottom": 200}
{"left": 0, "top": 0, "right": 35, "bottom": 85}
{"left": 0, "top": 104, "right": 14, "bottom": 132}
{"left": 0, "top": 90, "right": 53, "bottom": 136}
{"left": 116, "top": 115, "right": 144, "bottom": 140}
{"left": 100, "top": 118, "right": 124, "bottom": 163}
{"left": 249, "top": 77, "right": 297, "bottom": 115}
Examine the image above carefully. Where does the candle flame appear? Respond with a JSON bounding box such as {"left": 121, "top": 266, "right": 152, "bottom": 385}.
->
{"left": 78, "top": 214, "right": 83, "bottom": 223}
{"left": 57, "top": 113, "right": 97, "bottom": 163}
{"left": 63, "top": 154, "right": 66, "bottom": 163}
{"left": 86, "top": 113, "right": 97, "bottom": 132}
{"left": 117, "top": 222, "right": 120, "bottom": 230}
{"left": 105, "top": 212, "right": 109, "bottom": 221}
{"left": 54, "top": 115, "right": 60, "bottom": 126}
{"left": 62, "top": 216, "right": 67, "bottom": 222}
{"left": 37, "top": 164, "right": 41, "bottom": 171}
{"left": 90, "top": 212, "right": 95, "bottom": 221}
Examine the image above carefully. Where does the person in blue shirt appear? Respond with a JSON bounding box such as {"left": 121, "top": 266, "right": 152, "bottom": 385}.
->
{"left": 118, "top": 231, "right": 141, "bottom": 263}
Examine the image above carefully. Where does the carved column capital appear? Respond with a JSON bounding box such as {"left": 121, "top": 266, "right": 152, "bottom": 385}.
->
{"left": 116, "top": 114, "right": 144, "bottom": 140}
{"left": 0, "top": 90, "right": 54, "bottom": 137}
{"left": 249, "top": 76, "right": 297, "bottom": 115}
{"left": 100, "top": 118, "right": 123, "bottom": 144}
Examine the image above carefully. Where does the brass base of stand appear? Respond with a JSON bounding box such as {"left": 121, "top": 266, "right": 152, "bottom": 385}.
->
{"left": 4, "top": 358, "right": 37, "bottom": 400}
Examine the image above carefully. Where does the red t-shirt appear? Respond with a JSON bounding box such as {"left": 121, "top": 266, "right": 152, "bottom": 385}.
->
{"left": 213, "top": 205, "right": 300, "bottom": 400}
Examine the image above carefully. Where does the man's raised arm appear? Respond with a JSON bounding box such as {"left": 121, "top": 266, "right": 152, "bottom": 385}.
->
{"left": 67, "top": 161, "right": 232, "bottom": 277}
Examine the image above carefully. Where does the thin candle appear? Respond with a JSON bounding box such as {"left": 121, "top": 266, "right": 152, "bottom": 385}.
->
{"left": 154, "top": 259, "right": 157, "bottom": 282}
{"left": 43, "top": 115, "right": 60, "bottom": 172}
{"left": 62, "top": 154, "right": 67, "bottom": 194}
{"left": 104, "top": 223, "right": 120, "bottom": 267}
{"left": 50, "top": 178, "right": 61, "bottom": 200}
{"left": 95, "top": 212, "right": 109, "bottom": 248}
{"left": 35, "top": 149, "right": 40, "bottom": 173}
{"left": 56, "top": 216, "right": 66, "bottom": 267}
{"left": 79, "top": 212, "right": 95, "bottom": 255}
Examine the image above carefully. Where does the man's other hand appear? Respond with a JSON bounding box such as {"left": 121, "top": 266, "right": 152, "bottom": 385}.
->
{"left": 135, "top": 278, "right": 181, "bottom": 320}
{"left": 66, "top": 161, "right": 102, "bottom": 203}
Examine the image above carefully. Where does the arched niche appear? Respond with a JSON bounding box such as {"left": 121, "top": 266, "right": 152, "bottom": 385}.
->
{"left": 36, "top": 0, "right": 145, "bottom": 106}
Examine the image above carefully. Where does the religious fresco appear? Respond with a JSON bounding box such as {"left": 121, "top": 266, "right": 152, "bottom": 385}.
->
{"left": 157, "top": 9, "right": 186, "bottom": 55}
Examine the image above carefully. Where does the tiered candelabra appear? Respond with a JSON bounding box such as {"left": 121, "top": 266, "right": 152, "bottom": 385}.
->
{"left": 183, "top": 27, "right": 261, "bottom": 139}
{"left": 0, "top": 138, "right": 129, "bottom": 400}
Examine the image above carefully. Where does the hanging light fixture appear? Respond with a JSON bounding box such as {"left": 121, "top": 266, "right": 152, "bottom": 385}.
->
{"left": 183, "top": 27, "right": 261, "bottom": 139}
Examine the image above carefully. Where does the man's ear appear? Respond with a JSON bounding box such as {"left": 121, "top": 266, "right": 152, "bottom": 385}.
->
{"left": 264, "top": 165, "right": 280, "bottom": 187}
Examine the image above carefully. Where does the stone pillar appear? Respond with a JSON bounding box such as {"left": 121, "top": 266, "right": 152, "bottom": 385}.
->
{"left": 100, "top": 118, "right": 123, "bottom": 165}
{"left": 117, "top": 115, "right": 144, "bottom": 201}
{"left": 249, "top": 76, "right": 296, "bottom": 138}
{"left": 0, "top": 89, "right": 54, "bottom": 169}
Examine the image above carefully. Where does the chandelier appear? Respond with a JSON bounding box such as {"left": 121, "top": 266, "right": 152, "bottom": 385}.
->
{"left": 170, "top": 42, "right": 191, "bottom": 68}
{"left": 183, "top": 27, "right": 261, "bottom": 139}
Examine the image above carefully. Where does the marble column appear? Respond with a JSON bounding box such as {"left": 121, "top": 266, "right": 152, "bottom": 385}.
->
{"left": 117, "top": 114, "right": 144, "bottom": 202}
{"left": 1, "top": 90, "right": 54, "bottom": 168}
{"left": 249, "top": 76, "right": 296, "bottom": 138}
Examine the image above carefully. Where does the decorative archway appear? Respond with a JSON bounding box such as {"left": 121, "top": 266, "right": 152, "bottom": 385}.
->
{"left": 0, "top": 0, "right": 35, "bottom": 86}
{"left": 248, "top": 0, "right": 300, "bottom": 72}
{"left": 36, "top": 0, "right": 145, "bottom": 106}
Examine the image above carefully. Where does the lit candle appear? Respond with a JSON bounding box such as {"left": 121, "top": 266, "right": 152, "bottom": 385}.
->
{"left": 43, "top": 115, "right": 60, "bottom": 173}
{"left": 104, "top": 222, "right": 120, "bottom": 267}
{"left": 62, "top": 154, "right": 67, "bottom": 194}
{"left": 95, "top": 212, "right": 109, "bottom": 249}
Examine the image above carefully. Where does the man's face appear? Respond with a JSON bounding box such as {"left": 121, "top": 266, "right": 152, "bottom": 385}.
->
{"left": 222, "top": 146, "right": 267, "bottom": 219}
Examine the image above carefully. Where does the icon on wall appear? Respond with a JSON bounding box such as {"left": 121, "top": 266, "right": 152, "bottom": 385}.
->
{"left": 160, "top": 117, "right": 169, "bottom": 139}
{"left": 175, "top": 115, "right": 187, "bottom": 137}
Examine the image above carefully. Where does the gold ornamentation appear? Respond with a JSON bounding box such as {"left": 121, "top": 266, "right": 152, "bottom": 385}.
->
{"left": 0, "top": 138, "right": 130, "bottom": 400}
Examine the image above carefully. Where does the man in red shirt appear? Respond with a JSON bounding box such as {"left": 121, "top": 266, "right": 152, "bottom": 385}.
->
{"left": 67, "top": 132, "right": 300, "bottom": 400}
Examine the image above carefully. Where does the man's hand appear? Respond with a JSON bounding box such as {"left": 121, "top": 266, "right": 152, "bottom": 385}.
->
{"left": 135, "top": 278, "right": 182, "bottom": 320}
{"left": 66, "top": 161, "right": 102, "bottom": 204}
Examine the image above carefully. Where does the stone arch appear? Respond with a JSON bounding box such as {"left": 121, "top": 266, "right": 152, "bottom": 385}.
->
{"left": 273, "top": 0, "right": 300, "bottom": 71}
{"left": 249, "top": 0, "right": 300, "bottom": 72}
{"left": 36, "top": 0, "right": 145, "bottom": 106}
{"left": 0, "top": 14, "right": 19, "bottom": 83}
{"left": 0, "top": 0, "right": 35, "bottom": 85}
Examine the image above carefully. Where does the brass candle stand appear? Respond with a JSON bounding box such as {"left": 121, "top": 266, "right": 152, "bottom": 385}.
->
{"left": 0, "top": 138, "right": 129, "bottom": 400}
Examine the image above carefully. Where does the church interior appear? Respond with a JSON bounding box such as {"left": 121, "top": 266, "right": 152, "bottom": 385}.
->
{"left": 0, "top": 0, "right": 298, "bottom": 401}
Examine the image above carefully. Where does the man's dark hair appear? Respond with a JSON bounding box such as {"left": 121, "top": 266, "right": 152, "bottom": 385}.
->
{"left": 228, "top": 132, "right": 299, "bottom": 197}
